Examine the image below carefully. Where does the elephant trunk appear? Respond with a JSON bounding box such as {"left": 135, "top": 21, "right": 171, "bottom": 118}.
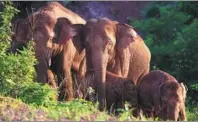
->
{"left": 9, "top": 41, "right": 27, "bottom": 54}
{"left": 167, "top": 102, "right": 180, "bottom": 121}
{"left": 92, "top": 51, "right": 107, "bottom": 111}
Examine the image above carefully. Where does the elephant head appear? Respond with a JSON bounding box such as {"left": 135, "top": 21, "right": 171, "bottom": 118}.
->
{"left": 155, "top": 81, "right": 187, "bottom": 121}
{"left": 10, "top": 13, "right": 57, "bottom": 83}
{"left": 83, "top": 18, "right": 139, "bottom": 110}
{"left": 122, "top": 80, "right": 138, "bottom": 108}
{"left": 10, "top": 19, "right": 32, "bottom": 53}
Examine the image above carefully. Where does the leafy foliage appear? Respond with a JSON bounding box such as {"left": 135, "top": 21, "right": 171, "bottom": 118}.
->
{"left": 0, "top": 1, "right": 19, "bottom": 42}
{"left": 129, "top": 2, "right": 198, "bottom": 119}
{"left": 0, "top": 1, "right": 198, "bottom": 121}
{"left": 0, "top": 1, "right": 57, "bottom": 106}
{"left": 129, "top": 2, "right": 198, "bottom": 92}
{"left": 0, "top": 2, "right": 125, "bottom": 121}
{"left": 0, "top": 96, "right": 114, "bottom": 121}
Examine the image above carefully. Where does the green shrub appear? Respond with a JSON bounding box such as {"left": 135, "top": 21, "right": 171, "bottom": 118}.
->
{"left": 128, "top": 2, "right": 198, "bottom": 119}
{"left": 129, "top": 2, "right": 198, "bottom": 97}
{"left": 0, "top": 1, "right": 57, "bottom": 106}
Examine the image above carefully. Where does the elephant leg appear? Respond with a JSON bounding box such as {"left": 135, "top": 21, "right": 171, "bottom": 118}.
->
{"left": 107, "top": 58, "right": 116, "bottom": 71}
{"left": 178, "top": 103, "right": 187, "bottom": 121}
{"left": 111, "top": 54, "right": 122, "bottom": 76}
{"left": 137, "top": 67, "right": 149, "bottom": 86}
{"left": 63, "top": 68, "right": 73, "bottom": 101}
{"left": 106, "top": 88, "right": 117, "bottom": 114}
{"left": 47, "top": 69, "right": 56, "bottom": 88}
{"left": 112, "top": 48, "right": 130, "bottom": 77}
{"left": 72, "top": 72, "right": 82, "bottom": 99}
{"left": 57, "top": 74, "right": 66, "bottom": 101}
{"left": 78, "top": 57, "right": 86, "bottom": 79}
{"left": 115, "top": 100, "right": 124, "bottom": 115}
{"left": 35, "top": 58, "right": 49, "bottom": 83}
{"left": 119, "top": 48, "right": 131, "bottom": 77}
{"left": 132, "top": 108, "right": 141, "bottom": 118}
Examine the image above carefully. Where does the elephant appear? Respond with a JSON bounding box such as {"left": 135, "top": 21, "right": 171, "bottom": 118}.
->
{"left": 46, "top": 17, "right": 86, "bottom": 100}
{"left": 137, "top": 70, "right": 187, "bottom": 121}
{"left": 9, "top": 2, "right": 86, "bottom": 101}
{"left": 75, "top": 71, "right": 137, "bottom": 114}
{"left": 82, "top": 17, "right": 151, "bottom": 110}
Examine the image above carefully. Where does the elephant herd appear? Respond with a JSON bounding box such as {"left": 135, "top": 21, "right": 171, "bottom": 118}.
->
{"left": 9, "top": 2, "right": 187, "bottom": 121}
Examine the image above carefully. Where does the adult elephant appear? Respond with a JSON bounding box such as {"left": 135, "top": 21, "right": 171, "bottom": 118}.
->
{"left": 9, "top": 2, "right": 86, "bottom": 101}
{"left": 137, "top": 70, "right": 187, "bottom": 121}
{"left": 46, "top": 17, "right": 86, "bottom": 100}
{"left": 83, "top": 18, "right": 151, "bottom": 110}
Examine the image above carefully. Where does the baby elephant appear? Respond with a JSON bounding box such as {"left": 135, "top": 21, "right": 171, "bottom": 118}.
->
{"left": 75, "top": 71, "right": 137, "bottom": 114}
{"left": 137, "top": 70, "right": 187, "bottom": 121}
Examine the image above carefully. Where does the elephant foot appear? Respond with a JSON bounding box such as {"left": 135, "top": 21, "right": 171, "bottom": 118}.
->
{"left": 98, "top": 100, "right": 106, "bottom": 111}
{"left": 132, "top": 108, "right": 141, "bottom": 118}
{"left": 49, "top": 82, "right": 57, "bottom": 89}
{"left": 66, "top": 97, "right": 73, "bottom": 101}
{"left": 65, "top": 90, "right": 74, "bottom": 101}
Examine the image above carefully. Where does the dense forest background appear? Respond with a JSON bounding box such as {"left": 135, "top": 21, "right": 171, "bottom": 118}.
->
{"left": 130, "top": 2, "right": 198, "bottom": 106}
{"left": 0, "top": 1, "right": 198, "bottom": 121}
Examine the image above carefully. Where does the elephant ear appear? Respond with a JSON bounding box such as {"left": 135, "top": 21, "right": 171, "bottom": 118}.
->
{"left": 55, "top": 17, "right": 77, "bottom": 44}
{"left": 12, "top": 19, "right": 29, "bottom": 43}
{"left": 116, "top": 23, "right": 138, "bottom": 49}
{"left": 72, "top": 24, "right": 86, "bottom": 49}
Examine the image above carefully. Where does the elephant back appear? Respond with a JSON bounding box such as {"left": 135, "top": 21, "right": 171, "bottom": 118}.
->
{"left": 38, "top": 2, "right": 86, "bottom": 25}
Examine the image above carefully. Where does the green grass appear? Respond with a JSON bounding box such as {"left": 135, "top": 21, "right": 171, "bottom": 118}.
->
{"left": 0, "top": 96, "right": 141, "bottom": 121}
{"left": 1, "top": 95, "right": 197, "bottom": 121}
{"left": 186, "top": 105, "right": 198, "bottom": 121}
{"left": 0, "top": 1, "right": 198, "bottom": 121}
{"left": 0, "top": 96, "right": 115, "bottom": 121}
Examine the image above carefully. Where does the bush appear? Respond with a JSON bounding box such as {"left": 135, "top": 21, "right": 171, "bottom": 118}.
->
{"left": 0, "top": 1, "right": 57, "bottom": 106}
{"left": 129, "top": 2, "right": 198, "bottom": 103}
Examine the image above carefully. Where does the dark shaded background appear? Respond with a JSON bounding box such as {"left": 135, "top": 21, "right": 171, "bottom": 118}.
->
{"left": 12, "top": 1, "right": 150, "bottom": 23}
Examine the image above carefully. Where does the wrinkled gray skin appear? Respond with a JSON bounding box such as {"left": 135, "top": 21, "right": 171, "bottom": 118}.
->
{"left": 83, "top": 18, "right": 151, "bottom": 111}
{"left": 9, "top": 2, "right": 86, "bottom": 101}
{"left": 137, "top": 70, "right": 187, "bottom": 121}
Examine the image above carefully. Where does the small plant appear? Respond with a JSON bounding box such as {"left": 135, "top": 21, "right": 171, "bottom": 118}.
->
{"left": 84, "top": 87, "right": 95, "bottom": 101}
{"left": 0, "top": 1, "right": 58, "bottom": 106}
{"left": 190, "top": 82, "right": 198, "bottom": 91}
